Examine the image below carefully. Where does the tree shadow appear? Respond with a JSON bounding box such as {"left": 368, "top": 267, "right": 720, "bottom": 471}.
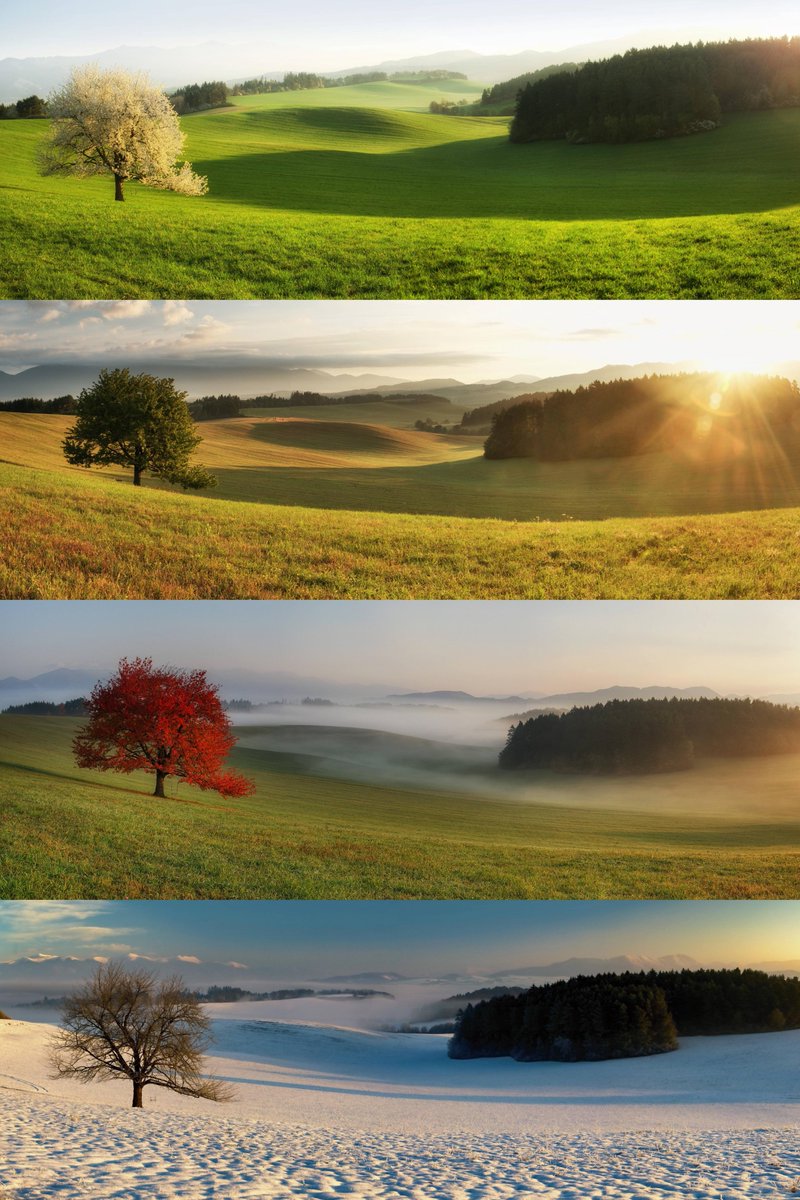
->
{"left": 192, "top": 112, "right": 800, "bottom": 221}
{"left": 170, "top": 449, "right": 800, "bottom": 523}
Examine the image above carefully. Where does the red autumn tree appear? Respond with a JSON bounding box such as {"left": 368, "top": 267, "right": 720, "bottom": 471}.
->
{"left": 73, "top": 657, "right": 255, "bottom": 799}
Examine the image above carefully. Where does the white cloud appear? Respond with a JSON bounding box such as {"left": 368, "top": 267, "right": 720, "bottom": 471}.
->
{"left": 162, "top": 301, "right": 195, "bottom": 327}
{"left": 100, "top": 301, "right": 152, "bottom": 321}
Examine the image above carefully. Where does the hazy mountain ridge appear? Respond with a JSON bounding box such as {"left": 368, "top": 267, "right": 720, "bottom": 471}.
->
{"left": 5, "top": 952, "right": 800, "bottom": 1006}
{"left": 0, "top": 31, "right": 739, "bottom": 100}
{"left": 4, "top": 360, "right": 799, "bottom": 406}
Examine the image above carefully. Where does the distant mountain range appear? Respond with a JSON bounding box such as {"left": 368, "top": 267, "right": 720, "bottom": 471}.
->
{"left": 0, "top": 31, "right": 740, "bottom": 102}
{"left": 0, "top": 953, "right": 251, "bottom": 1000}
{"left": 491, "top": 954, "right": 705, "bottom": 978}
{"left": 386, "top": 690, "right": 534, "bottom": 706}
{"left": 4, "top": 360, "right": 799, "bottom": 406}
{"left": 0, "top": 364, "right": 406, "bottom": 403}
{"left": 3, "top": 675, "right": 787, "bottom": 713}
{"left": 0, "top": 667, "right": 394, "bottom": 707}
{"left": 6, "top": 952, "right": 800, "bottom": 1005}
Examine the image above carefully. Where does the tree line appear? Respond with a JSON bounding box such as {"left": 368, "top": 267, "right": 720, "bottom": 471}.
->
{"left": 477, "top": 64, "right": 580, "bottom": 113}
{"left": 227, "top": 68, "right": 466, "bottom": 97}
{"left": 500, "top": 697, "right": 800, "bottom": 775}
{"left": 170, "top": 80, "right": 230, "bottom": 115}
{"left": 0, "top": 94, "right": 48, "bottom": 119}
{"left": 482, "top": 373, "right": 800, "bottom": 461}
{"left": 2, "top": 698, "right": 87, "bottom": 716}
{"left": 187, "top": 390, "right": 383, "bottom": 419}
{"left": 460, "top": 391, "right": 551, "bottom": 431}
{"left": 511, "top": 37, "right": 800, "bottom": 144}
{"left": 449, "top": 968, "right": 800, "bottom": 1061}
{"left": 0, "top": 395, "right": 77, "bottom": 413}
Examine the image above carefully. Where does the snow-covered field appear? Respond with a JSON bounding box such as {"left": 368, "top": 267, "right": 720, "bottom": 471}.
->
{"left": 2, "top": 1001, "right": 800, "bottom": 1199}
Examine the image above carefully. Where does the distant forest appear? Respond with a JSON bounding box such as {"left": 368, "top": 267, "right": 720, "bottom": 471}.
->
{"left": 187, "top": 391, "right": 450, "bottom": 419}
{"left": 477, "top": 64, "right": 580, "bottom": 113}
{"left": 500, "top": 697, "right": 800, "bottom": 775}
{"left": 449, "top": 969, "right": 800, "bottom": 1061}
{"left": 0, "top": 396, "right": 77, "bottom": 413}
{"left": 511, "top": 37, "right": 800, "bottom": 143}
{"left": 482, "top": 373, "right": 800, "bottom": 461}
{"left": 0, "top": 389, "right": 445, "bottom": 421}
{"left": 459, "top": 392, "right": 550, "bottom": 431}
{"left": 2, "top": 699, "right": 86, "bottom": 716}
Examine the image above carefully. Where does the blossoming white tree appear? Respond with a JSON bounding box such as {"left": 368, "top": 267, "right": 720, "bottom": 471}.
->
{"left": 40, "top": 65, "right": 208, "bottom": 201}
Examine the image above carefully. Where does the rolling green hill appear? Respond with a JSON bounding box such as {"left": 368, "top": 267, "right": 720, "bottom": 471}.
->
{"left": 3, "top": 406, "right": 800, "bottom": 597}
{"left": 2, "top": 716, "right": 800, "bottom": 899}
{"left": 2, "top": 81, "right": 799, "bottom": 297}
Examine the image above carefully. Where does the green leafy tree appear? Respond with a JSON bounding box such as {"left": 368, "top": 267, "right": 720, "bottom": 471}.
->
{"left": 63, "top": 368, "right": 216, "bottom": 489}
{"left": 16, "top": 95, "right": 48, "bottom": 118}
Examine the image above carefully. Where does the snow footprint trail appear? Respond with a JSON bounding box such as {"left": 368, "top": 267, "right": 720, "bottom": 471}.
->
{"left": 2, "top": 1096, "right": 799, "bottom": 1200}
{"left": 0, "top": 1074, "right": 47, "bottom": 1096}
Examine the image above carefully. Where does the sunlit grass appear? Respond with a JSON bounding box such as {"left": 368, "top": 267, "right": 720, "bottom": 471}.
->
{"left": 2, "top": 717, "right": 800, "bottom": 899}
{"left": 2, "top": 458, "right": 800, "bottom": 599}
{"left": 2, "top": 91, "right": 799, "bottom": 297}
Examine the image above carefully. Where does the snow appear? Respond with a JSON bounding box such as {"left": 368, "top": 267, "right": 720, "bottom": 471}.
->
{"left": 2, "top": 1010, "right": 800, "bottom": 1198}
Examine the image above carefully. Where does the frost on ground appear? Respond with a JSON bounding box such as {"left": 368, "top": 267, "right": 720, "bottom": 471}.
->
{"left": 2, "top": 1012, "right": 800, "bottom": 1198}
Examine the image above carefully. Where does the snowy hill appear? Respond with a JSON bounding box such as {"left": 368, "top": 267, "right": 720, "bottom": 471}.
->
{"left": 2, "top": 1013, "right": 800, "bottom": 1197}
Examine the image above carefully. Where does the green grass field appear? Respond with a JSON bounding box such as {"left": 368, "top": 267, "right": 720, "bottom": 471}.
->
{"left": 2, "top": 82, "right": 799, "bottom": 297}
{"left": 3, "top": 409, "right": 800, "bottom": 598}
{"left": 2, "top": 716, "right": 800, "bottom": 899}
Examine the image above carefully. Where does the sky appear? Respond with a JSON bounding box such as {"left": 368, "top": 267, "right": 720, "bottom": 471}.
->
{"left": 3, "top": 600, "right": 800, "bottom": 697}
{"left": 2, "top": 301, "right": 799, "bottom": 382}
{"left": 2, "top": 901, "right": 800, "bottom": 975}
{"left": 4, "top": 0, "right": 799, "bottom": 63}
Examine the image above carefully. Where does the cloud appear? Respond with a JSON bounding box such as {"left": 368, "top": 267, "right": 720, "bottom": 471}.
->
{"left": 564, "top": 328, "right": 621, "bottom": 341}
{"left": 162, "top": 301, "right": 195, "bottom": 327}
{"left": 0, "top": 902, "right": 143, "bottom": 954}
{"left": 101, "top": 301, "right": 152, "bottom": 320}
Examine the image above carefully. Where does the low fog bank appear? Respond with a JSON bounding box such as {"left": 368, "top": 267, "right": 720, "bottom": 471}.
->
{"left": 2, "top": 978, "right": 564, "bottom": 1033}
{"left": 233, "top": 708, "right": 800, "bottom": 819}
{"left": 229, "top": 701, "right": 512, "bottom": 745}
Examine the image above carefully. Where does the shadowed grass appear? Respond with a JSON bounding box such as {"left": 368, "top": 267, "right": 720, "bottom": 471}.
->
{"left": 2, "top": 717, "right": 800, "bottom": 899}
{"left": 2, "top": 87, "right": 800, "bottom": 297}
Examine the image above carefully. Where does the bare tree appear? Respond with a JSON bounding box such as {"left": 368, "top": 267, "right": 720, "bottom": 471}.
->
{"left": 50, "top": 961, "right": 234, "bottom": 1108}
{"left": 40, "top": 66, "right": 208, "bottom": 201}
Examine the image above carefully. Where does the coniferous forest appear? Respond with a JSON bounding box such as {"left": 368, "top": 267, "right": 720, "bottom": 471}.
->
{"left": 482, "top": 374, "right": 800, "bottom": 461}
{"left": 499, "top": 697, "right": 800, "bottom": 775}
{"left": 510, "top": 37, "right": 800, "bottom": 143}
{"left": 449, "top": 969, "right": 800, "bottom": 1062}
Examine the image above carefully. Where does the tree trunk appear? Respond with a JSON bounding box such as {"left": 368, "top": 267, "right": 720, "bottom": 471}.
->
{"left": 153, "top": 770, "right": 166, "bottom": 798}
{"left": 132, "top": 1081, "right": 144, "bottom": 1108}
{"left": 133, "top": 463, "right": 142, "bottom": 486}
{"left": 115, "top": 173, "right": 125, "bottom": 201}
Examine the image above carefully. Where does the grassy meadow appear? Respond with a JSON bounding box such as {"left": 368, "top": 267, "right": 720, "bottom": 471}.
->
{"left": 3, "top": 408, "right": 800, "bottom": 598}
{"left": 1, "top": 81, "right": 799, "bottom": 297}
{"left": 2, "top": 715, "right": 800, "bottom": 899}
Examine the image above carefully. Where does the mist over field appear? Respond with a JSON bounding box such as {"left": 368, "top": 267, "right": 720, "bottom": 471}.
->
{"left": 229, "top": 699, "right": 509, "bottom": 742}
